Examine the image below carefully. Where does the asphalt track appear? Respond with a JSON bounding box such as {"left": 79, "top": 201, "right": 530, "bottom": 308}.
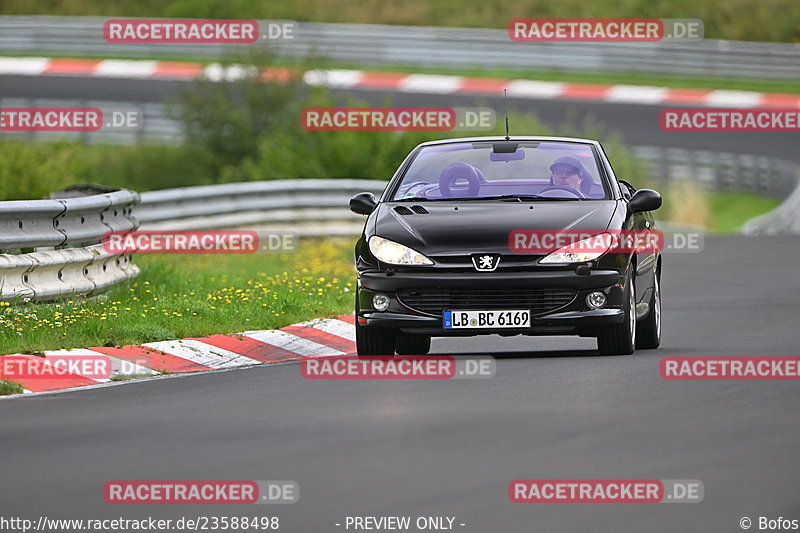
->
{"left": 1, "top": 235, "right": 800, "bottom": 531}
{"left": 2, "top": 73, "right": 800, "bottom": 531}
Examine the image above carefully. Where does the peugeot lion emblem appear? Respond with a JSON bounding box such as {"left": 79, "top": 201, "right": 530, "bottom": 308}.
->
{"left": 471, "top": 254, "right": 500, "bottom": 272}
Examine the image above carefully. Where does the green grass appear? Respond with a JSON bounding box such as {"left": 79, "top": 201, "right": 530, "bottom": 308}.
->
{"left": 649, "top": 178, "right": 781, "bottom": 234}
{"left": 708, "top": 191, "right": 781, "bottom": 233}
{"left": 0, "top": 238, "right": 356, "bottom": 355}
{"left": 0, "top": 380, "right": 24, "bottom": 396}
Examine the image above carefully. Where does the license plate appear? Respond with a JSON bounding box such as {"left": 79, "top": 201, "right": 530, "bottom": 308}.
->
{"left": 443, "top": 310, "right": 531, "bottom": 329}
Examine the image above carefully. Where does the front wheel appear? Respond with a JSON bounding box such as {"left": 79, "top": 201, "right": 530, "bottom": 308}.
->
{"left": 636, "top": 273, "right": 661, "bottom": 349}
{"left": 597, "top": 273, "right": 636, "bottom": 356}
{"left": 355, "top": 322, "right": 396, "bottom": 355}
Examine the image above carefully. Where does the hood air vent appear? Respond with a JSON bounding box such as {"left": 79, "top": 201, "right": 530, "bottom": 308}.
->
{"left": 394, "top": 205, "right": 429, "bottom": 215}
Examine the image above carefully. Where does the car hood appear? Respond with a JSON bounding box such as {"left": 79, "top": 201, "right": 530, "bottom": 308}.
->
{"left": 372, "top": 201, "right": 620, "bottom": 255}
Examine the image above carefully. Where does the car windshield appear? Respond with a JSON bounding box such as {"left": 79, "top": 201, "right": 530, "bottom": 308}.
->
{"left": 391, "top": 140, "right": 610, "bottom": 201}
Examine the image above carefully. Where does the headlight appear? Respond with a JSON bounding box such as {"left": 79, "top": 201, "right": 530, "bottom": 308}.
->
{"left": 539, "top": 233, "right": 613, "bottom": 264}
{"left": 368, "top": 236, "right": 433, "bottom": 265}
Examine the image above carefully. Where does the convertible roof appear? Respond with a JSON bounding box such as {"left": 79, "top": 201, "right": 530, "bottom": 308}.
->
{"left": 416, "top": 136, "right": 602, "bottom": 148}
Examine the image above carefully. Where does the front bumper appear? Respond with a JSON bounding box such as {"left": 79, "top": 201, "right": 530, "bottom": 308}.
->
{"left": 357, "top": 268, "right": 626, "bottom": 337}
{"left": 360, "top": 269, "right": 621, "bottom": 291}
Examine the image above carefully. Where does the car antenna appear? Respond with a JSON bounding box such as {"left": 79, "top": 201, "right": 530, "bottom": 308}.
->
{"left": 504, "top": 89, "right": 510, "bottom": 141}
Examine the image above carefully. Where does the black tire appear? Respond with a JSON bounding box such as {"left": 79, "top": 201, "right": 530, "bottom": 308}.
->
{"left": 597, "top": 273, "right": 636, "bottom": 356}
{"left": 395, "top": 334, "right": 431, "bottom": 355}
{"left": 636, "top": 272, "right": 661, "bottom": 349}
{"left": 355, "top": 322, "right": 396, "bottom": 355}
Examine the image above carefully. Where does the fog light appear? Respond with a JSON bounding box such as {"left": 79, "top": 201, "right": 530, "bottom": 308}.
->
{"left": 372, "top": 293, "right": 390, "bottom": 311}
{"left": 586, "top": 291, "right": 607, "bottom": 309}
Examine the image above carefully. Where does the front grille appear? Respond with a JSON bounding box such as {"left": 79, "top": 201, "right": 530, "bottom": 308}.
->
{"left": 431, "top": 254, "right": 537, "bottom": 264}
{"left": 397, "top": 288, "right": 577, "bottom": 316}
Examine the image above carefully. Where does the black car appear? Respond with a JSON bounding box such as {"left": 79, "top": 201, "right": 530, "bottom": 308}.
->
{"left": 349, "top": 136, "right": 662, "bottom": 356}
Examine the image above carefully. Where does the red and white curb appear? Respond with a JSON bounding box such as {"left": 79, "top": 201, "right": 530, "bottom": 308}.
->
{"left": 0, "top": 56, "right": 798, "bottom": 109}
{"left": 0, "top": 315, "right": 355, "bottom": 396}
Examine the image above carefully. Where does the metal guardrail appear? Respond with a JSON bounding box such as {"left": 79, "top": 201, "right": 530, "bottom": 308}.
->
{"left": 0, "top": 199, "right": 66, "bottom": 249}
{"left": 0, "top": 98, "right": 182, "bottom": 145}
{"left": 136, "top": 179, "right": 386, "bottom": 233}
{"left": 0, "top": 16, "right": 798, "bottom": 80}
{"left": 630, "top": 146, "right": 799, "bottom": 199}
{"left": 1, "top": 180, "right": 381, "bottom": 303}
{"left": 0, "top": 189, "right": 140, "bottom": 302}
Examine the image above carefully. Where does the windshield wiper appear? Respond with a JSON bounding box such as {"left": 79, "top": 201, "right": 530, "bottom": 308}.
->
{"left": 482, "top": 194, "right": 581, "bottom": 202}
{"left": 392, "top": 194, "right": 583, "bottom": 202}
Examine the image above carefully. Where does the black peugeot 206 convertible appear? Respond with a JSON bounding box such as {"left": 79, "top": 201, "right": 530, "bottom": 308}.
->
{"left": 349, "top": 136, "right": 663, "bottom": 356}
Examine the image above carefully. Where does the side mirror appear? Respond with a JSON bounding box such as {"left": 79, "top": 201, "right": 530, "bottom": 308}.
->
{"left": 628, "top": 189, "right": 662, "bottom": 214}
{"left": 350, "top": 192, "right": 378, "bottom": 215}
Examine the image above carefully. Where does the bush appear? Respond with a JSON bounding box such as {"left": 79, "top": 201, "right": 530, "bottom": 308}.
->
{"left": 0, "top": 141, "right": 83, "bottom": 200}
{"left": 77, "top": 144, "right": 219, "bottom": 190}
{"left": 0, "top": 141, "right": 222, "bottom": 200}
{"left": 221, "top": 90, "right": 649, "bottom": 185}
{"left": 168, "top": 53, "right": 306, "bottom": 173}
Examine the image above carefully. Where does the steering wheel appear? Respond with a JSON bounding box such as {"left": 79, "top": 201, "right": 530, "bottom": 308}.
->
{"left": 538, "top": 185, "right": 586, "bottom": 199}
{"left": 439, "top": 163, "right": 482, "bottom": 198}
